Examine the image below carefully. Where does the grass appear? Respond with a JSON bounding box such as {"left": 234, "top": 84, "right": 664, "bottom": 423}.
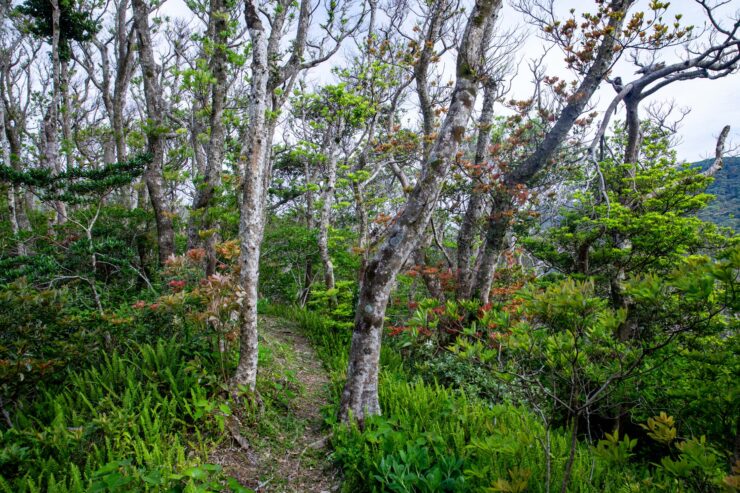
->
{"left": 212, "top": 316, "right": 339, "bottom": 492}
{"left": 267, "top": 304, "right": 667, "bottom": 493}
{"left": 0, "top": 314, "right": 336, "bottom": 493}
{"left": 3, "top": 302, "right": 697, "bottom": 492}
{"left": 0, "top": 339, "right": 235, "bottom": 492}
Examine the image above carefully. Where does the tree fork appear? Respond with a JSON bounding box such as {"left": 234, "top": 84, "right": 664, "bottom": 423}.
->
{"left": 339, "top": 0, "right": 504, "bottom": 424}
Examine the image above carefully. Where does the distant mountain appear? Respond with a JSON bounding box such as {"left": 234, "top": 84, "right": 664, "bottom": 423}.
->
{"left": 696, "top": 156, "right": 740, "bottom": 231}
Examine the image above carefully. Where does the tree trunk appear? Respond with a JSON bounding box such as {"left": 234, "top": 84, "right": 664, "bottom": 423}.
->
{"left": 339, "top": 0, "right": 503, "bottom": 424}
{"left": 472, "top": 194, "right": 509, "bottom": 304}
{"left": 112, "top": 6, "right": 135, "bottom": 207}
{"left": 623, "top": 94, "right": 641, "bottom": 166}
{"left": 187, "top": 0, "right": 228, "bottom": 278}
{"left": 612, "top": 93, "right": 641, "bottom": 340}
{"left": 114, "top": 0, "right": 134, "bottom": 163}
{"left": 413, "top": 236, "right": 445, "bottom": 301}
{"left": 5, "top": 184, "right": 18, "bottom": 233}
{"left": 0, "top": 76, "right": 21, "bottom": 251}
{"left": 456, "top": 81, "right": 497, "bottom": 299}
{"left": 132, "top": 0, "right": 176, "bottom": 264}
{"left": 560, "top": 417, "right": 580, "bottom": 493}
{"left": 232, "top": 0, "right": 271, "bottom": 391}
{"left": 351, "top": 176, "right": 370, "bottom": 290}
{"left": 3, "top": 114, "right": 31, "bottom": 235}
{"left": 61, "top": 59, "right": 74, "bottom": 172}
{"left": 300, "top": 155, "right": 316, "bottom": 304}
{"left": 44, "top": 0, "right": 65, "bottom": 225}
{"left": 318, "top": 130, "right": 341, "bottom": 295}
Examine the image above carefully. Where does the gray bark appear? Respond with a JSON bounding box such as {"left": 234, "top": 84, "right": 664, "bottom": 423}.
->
{"left": 0, "top": 90, "right": 18, "bottom": 242}
{"left": 318, "top": 128, "right": 342, "bottom": 294}
{"left": 456, "top": 80, "right": 497, "bottom": 299}
{"left": 414, "top": 234, "right": 446, "bottom": 302}
{"left": 623, "top": 94, "right": 641, "bottom": 166}
{"left": 0, "top": 53, "right": 30, "bottom": 250}
{"left": 187, "top": 0, "right": 229, "bottom": 278}
{"left": 232, "top": 0, "right": 270, "bottom": 390}
{"left": 703, "top": 125, "right": 731, "bottom": 179}
{"left": 300, "top": 152, "right": 317, "bottom": 305}
{"left": 60, "top": 58, "right": 74, "bottom": 172}
{"left": 113, "top": 0, "right": 135, "bottom": 167}
{"left": 339, "top": 0, "right": 503, "bottom": 424}
{"left": 472, "top": 193, "right": 509, "bottom": 304}
{"left": 2, "top": 105, "right": 31, "bottom": 234}
{"left": 43, "top": 0, "right": 65, "bottom": 224}
{"left": 132, "top": 0, "right": 176, "bottom": 264}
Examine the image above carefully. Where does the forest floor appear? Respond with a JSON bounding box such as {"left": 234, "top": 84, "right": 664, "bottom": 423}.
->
{"left": 210, "top": 317, "right": 340, "bottom": 492}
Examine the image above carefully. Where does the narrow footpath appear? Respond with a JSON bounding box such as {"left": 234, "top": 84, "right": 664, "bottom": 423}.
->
{"left": 210, "top": 317, "right": 340, "bottom": 492}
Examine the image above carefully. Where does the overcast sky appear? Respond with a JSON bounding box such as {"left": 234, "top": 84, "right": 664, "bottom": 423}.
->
{"left": 157, "top": 0, "right": 739, "bottom": 162}
{"left": 504, "top": 0, "right": 740, "bottom": 163}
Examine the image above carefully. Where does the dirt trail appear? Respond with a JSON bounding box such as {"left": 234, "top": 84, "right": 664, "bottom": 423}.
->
{"left": 210, "top": 317, "right": 340, "bottom": 492}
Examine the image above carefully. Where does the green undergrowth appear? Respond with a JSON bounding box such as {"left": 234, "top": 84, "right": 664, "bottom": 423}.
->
{"left": 0, "top": 339, "right": 251, "bottom": 493}
{"left": 269, "top": 304, "right": 688, "bottom": 493}
{"left": 0, "top": 302, "right": 325, "bottom": 493}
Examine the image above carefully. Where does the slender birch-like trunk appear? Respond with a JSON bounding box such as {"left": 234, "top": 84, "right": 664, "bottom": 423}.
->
{"left": 187, "top": 0, "right": 228, "bottom": 278}
{"left": 43, "top": 0, "right": 65, "bottom": 225}
{"left": 232, "top": 0, "right": 270, "bottom": 390}
{"left": 0, "top": 95, "right": 20, "bottom": 243}
{"left": 472, "top": 193, "right": 509, "bottom": 304}
{"left": 318, "top": 128, "right": 342, "bottom": 294}
{"left": 2, "top": 109, "right": 31, "bottom": 235}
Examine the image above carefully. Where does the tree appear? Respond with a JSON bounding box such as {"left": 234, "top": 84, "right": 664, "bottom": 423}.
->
{"left": 339, "top": 0, "right": 504, "bottom": 423}
{"left": 0, "top": 24, "right": 39, "bottom": 254}
{"left": 184, "top": 0, "right": 235, "bottom": 278}
{"left": 15, "top": 0, "right": 98, "bottom": 226}
{"left": 0, "top": 153, "right": 150, "bottom": 308}
{"left": 233, "top": 0, "right": 362, "bottom": 390}
{"left": 289, "top": 83, "right": 374, "bottom": 298}
{"left": 468, "top": 0, "right": 641, "bottom": 304}
{"left": 131, "top": 0, "right": 176, "bottom": 264}
{"left": 76, "top": 0, "right": 138, "bottom": 206}
{"left": 466, "top": 0, "right": 740, "bottom": 306}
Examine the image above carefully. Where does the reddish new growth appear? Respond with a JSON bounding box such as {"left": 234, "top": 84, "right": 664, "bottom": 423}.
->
{"left": 132, "top": 300, "right": 161, "bottom": 311}
{"left": 168, "top": 280, "right": 186, "bottom": 292}
{"left": 186, "top": 248, "right": 206, "bottom": 262}
{"left": 387, "top": 325, "right": 407, "bottom": 337}
{"left": 373, "top": 213, "right": 392, "bottom": 225}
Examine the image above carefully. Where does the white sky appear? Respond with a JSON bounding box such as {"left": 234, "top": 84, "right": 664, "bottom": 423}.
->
{"left": 157, "top": 0, "right": 739, "bottom": 162}
{"left": 505, "top": 0, "right": 740, "bottom": 163}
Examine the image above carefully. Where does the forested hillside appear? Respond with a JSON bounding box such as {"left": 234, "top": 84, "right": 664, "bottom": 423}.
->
{"left": 699, "top": 156, "right": 740, "bottom": 231}
{"left": 1, "top": 0, "right": 739, "bottom": 492}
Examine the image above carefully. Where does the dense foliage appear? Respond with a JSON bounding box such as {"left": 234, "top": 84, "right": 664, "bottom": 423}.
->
{"left": 699, "top": 157, "right": 740, "bottom": 231}
{"left": 1, "top": 0, "right": 739, "bottom": 491}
